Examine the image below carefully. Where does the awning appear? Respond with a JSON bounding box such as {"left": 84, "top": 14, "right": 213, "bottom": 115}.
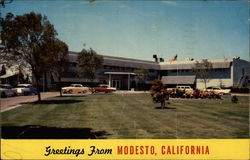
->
{"left": 53, "top": 77, "right": 99, "bottom": 83}
{"left": 161, "top": 76, "right": 196, "bottom": 84}
{"left": 160, "top": 61, "right": 231, "bottom": 70}
{"left": 0, "top": 73, "right": 18, "bottom": 79}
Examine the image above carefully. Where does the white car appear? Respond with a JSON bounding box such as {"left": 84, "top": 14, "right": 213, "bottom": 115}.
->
{"left": 206, "top": 87, "right": 231, "bottom": 95}
{"left": 0, "top": 84, "right": 17, "bottom": 97}
{"left": 15, "top": 84, "right": 33, "bottom": 95}
{"left": 176, "top": 85, "right": 193, "bottom": 91}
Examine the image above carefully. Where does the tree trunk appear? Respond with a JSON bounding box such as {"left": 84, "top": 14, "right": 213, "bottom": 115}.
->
{"left": 60, "top": 87, "right": 62, "bottom": 97}
{"left": 36, "top": 79, "right": 41, "bottom": 102}
{"left": 204, "top": 80, "right": 207, "bottom": 91}
{"left": 59, "top": 77, "right": 62, "bottom": 97}
{"left": 143, "top": 83, "right": 146, "bottom": 92}
{"left": 44, "top": 72, "right": 47, "bottom": 92}
{"left": 161, "top": 100, "right": 165, "bottom": 109}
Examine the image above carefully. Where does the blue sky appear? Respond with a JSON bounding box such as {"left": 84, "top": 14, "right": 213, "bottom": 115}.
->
{"left": 1, "top": 0, "right": 249, "bottom": 61}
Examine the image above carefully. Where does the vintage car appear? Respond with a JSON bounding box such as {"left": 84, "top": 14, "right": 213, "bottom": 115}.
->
{"left": 62, "top": 84, "right": 89, "bottom": 94}
{"left": 176, "top": 85, "right": 193, "bottom": 91}
{"left": 15, "top": 84, "right": 37, "bottom": 95}
{"left": 0, "top": 84, "right": 17, "bottom": 97}
{"left": 92, "top": 84, "right": 116, "bottom": 93}
{"left": 206, "top": 87, "right": 231, "bottom": 95}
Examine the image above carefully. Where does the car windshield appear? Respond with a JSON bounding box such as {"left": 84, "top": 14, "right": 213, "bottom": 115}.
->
{"left": 70, "top": 84, "right": 82, "bottom": 87}
{"left": 16, "top": 86, "right": 29, "bottom": 88}
{"left": 0, "top": 86, "right": 11, "bottom": 89}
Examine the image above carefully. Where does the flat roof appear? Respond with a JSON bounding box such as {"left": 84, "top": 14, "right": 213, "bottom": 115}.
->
{"left": 68, "top": 52, "right": 250, "bottom": 70}
{"left": 104, "top": 72, "right": 136, "bottom": 75}
{"left": 68, "top": 52, "right": 160, "bottom": 70}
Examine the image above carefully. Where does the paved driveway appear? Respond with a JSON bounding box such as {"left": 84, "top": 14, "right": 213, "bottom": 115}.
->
{"left": 0, "top": 92, "right": 59, "bottom": 112}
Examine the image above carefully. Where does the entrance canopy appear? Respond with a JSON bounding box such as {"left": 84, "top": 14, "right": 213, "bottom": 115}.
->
{"left": 104, "top": 72, "right": 135, "bottom": 90}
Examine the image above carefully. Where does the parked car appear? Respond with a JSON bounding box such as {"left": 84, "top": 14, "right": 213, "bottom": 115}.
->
{"left": 0, "top": 88, "right": 10, "bottom": 98}
{"left": 62, "top": 84, "right": 89, "bottom": 94}
{"left": 0, "top": 84, "right": 17, "bottom": 97}
{"left": 176, "top": 85, "right": 193, "bottom": 91}
{"left": 206, "top": 87, "right": 231, "bottom": 95}
{"left": 15, "top": 84, "right": 38, "bottom": 95}
{"left": 92, "top": 84, "right": 116, "bottom": 93}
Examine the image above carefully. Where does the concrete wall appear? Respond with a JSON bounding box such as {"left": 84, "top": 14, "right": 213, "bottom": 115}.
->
{"left": 196, "top": 78, "right": 233, "bottom": 90}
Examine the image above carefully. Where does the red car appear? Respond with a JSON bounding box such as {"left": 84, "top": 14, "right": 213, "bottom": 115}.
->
{"left": 92, "top": 84, "right": 116, "bottom": 93}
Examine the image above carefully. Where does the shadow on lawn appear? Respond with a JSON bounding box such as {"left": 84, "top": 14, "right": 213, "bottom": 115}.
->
{"left": 60, "top": 95, "right": 88, "bottom": 97}
{"left": 21, "top": 99, "right": 83, "bottom": 105}
{"left": 155, "top": 106, "right": 176, "bottom": 109}
{"left": 1, "top": 125, "right": 110, "bottom": 139}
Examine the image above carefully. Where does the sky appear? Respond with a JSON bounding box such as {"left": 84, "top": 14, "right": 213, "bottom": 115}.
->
{"left": 1, "top": 0, "right": 249, "bottom": 61}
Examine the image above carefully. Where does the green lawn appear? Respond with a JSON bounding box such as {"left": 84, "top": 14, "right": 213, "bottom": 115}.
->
{"left": 1, "top": 93, "right": 249, "bottom": 139}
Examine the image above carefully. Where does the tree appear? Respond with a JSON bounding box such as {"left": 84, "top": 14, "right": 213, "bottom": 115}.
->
{"left": 76, "top": 48, "right": 103, "bottom": 82}
{"left": 1, "top": 12, "right": 58, "bottom": 101}
{"left": 150, "top": 79, "right": 169, "bottom": 109}
{"left": 134, "top": 69, "right": 149, "bottom": 91}
{"left": 50, "top": 39, "right": 69, "bottom": 97}
{"left": 0, "top": 0, "right": 13, "bottom": 8}
{"left": 192, "top": 59, "right": 213, "bottom": 90}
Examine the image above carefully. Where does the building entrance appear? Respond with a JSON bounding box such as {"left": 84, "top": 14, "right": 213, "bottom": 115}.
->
{"left": 112, "top": 80, "right": 121, "bottom": 89}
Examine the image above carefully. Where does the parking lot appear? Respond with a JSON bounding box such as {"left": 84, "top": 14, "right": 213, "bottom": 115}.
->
{"left": 0, "top": 92, "right": 59, "bottom": 112}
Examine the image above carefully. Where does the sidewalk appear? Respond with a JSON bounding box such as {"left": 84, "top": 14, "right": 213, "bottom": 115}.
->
{"left": 114, "top": 90, "right": 150, "bottom": 94}
{"left": 0, "top": 92, "right": 59, "bottom": 112}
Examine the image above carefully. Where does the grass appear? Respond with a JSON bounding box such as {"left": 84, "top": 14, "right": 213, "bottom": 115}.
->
{"left": 1, "top": 93, "right": 249, "bottom": 139}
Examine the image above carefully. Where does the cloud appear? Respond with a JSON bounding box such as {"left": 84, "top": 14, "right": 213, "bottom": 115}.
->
{"left": 60, "top": 4, "right": 72, "bottom": 9}
{"left": 119, "top": 4, "right": 128, "bottom": 8}
{"left": 162, "top": 1, "right": 178, "bottom": 6}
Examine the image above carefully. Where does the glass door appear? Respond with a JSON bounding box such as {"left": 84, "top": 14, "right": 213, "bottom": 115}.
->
{"left": 112, "top": 80, "right": 121, "bottom": 90}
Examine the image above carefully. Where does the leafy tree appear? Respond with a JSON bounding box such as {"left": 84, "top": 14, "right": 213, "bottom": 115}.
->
{"left": 0, "top": 0, "right": 13, "bottom": 8}
{"left": 134, "top": 69, "right": 149, "bottom": 91}
{"left": 192, "top": 59, "right": 213, "bottom": 90}
{"left": 1, "top": 12, "right": 58, "bottom": 101}
{"left": 50, "top": 39, "right": 69, "bottom": 97}
{"left": 150, "top": 79, "right": 169, "bottom": 109}
{"left": 76, "top": 48, "right": 103, "bottom": 82}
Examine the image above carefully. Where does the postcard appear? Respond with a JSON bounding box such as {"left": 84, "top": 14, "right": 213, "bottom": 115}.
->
{"left": 0, "top": 0, "right": 249, "bottom": 159}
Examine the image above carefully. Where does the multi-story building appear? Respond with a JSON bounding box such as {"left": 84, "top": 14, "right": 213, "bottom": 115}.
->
{"left": 50, "top": 51, "right": 250, "bottom": 90}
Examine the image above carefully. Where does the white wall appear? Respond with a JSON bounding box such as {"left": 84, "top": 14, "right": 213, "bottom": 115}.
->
{"left": 196, "top": 78, "right": 232, "bottom": 90}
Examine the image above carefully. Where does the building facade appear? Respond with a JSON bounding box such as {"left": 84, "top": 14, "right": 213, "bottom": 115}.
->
{"left": 160, "top": 58, "right": 250, "bottom": 89}
{"left": 50, "top": 52, "right": 249, "bottom": 90}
